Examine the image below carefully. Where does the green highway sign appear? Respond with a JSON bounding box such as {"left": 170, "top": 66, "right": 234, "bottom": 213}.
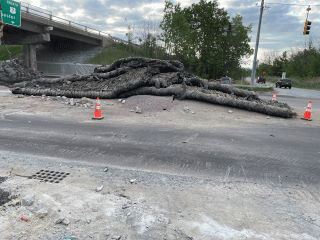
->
{"left": 1, "top": 0, "right": 21, "bottom": 27}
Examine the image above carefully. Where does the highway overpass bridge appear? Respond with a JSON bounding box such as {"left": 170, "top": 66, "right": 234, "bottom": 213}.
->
{"left": 2, "top": 2, "right": 124, "bottom": 71}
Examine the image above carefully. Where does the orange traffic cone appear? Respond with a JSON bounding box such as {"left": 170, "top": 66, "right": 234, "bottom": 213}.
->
{"left": 272, "top": 93, "right": 277, "bottom": 101}
{"left": 301, "top": 101, "right": 312, "bottom": 121}
{"left": 92, "top": 98, "right": 104, "bottom": 120}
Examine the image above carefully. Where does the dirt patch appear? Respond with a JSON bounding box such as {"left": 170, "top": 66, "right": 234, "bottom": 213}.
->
{"left": 122, "top": 95, "right": 174, "bottom": 113}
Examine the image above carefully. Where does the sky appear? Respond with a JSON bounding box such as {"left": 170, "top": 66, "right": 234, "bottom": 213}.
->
{"left": 22, "top": 0, "right": 320, "bottom": 68}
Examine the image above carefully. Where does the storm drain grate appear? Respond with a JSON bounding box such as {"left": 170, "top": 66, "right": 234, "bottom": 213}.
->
{"left": 31, "top": 170, "right": 70, "bottom": 183}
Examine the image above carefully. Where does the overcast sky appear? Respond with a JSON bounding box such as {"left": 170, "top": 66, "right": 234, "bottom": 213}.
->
{"left": 24, "top": 0, "right": 320, "bottom": 68}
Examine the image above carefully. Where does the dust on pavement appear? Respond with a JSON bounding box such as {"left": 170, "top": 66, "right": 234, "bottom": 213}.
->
{"left": 1, "top": 87, "right": 320, "bottom": 239}
{"left": 0, "top": 151, "right": 320, "bottom": 240}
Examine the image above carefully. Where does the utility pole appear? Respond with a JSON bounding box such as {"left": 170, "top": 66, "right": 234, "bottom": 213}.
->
{"left": 251, "top": 0, "right": 264, "bottom": 85}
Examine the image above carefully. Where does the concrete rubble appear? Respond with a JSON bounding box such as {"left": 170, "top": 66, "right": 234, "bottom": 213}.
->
{"left": 0, "top": 162, "right": 197, "bottom": 240}
{"left": 0, "top": 58, "right": 42, "bottom": 86}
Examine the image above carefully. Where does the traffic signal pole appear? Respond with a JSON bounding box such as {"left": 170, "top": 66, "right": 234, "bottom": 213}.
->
{"left": 251, "top": 0, "right": 264, "bottom": 86}
{"left": 303, "top": 6, "right": 311, "bottom": 35}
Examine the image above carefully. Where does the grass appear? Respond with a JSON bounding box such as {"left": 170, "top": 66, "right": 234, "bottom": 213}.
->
{"left": 0, "top": 45, "right": 24, "bottom": 61}
{"left": 86, "top": 44, "right": 148, "bottom": 65}
{"left": 235, "top": 84, "right": 274, "bottom": 92}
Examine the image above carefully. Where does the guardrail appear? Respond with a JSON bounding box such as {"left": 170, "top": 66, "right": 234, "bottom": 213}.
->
{"left": 20, "top": 1, "right": 134, "bottom": 45}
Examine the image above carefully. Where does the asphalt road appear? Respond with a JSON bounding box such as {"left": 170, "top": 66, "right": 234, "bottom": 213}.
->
{"left": 1, "top": 112, "right": 320, "bottom": 187}
{"left": 260, "top": 87, "right": 320, "bottom": 117}
{"left": 1, "top": 85, "right": 320, "bottom": 186}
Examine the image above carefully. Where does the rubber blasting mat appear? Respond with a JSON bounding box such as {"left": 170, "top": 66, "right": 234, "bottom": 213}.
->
{"left": 31, "top": 170, "right": 70, "bottom": 183}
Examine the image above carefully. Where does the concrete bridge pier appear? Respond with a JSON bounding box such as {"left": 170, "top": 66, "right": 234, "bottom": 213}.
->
{"left": 24, "top": 44, "right": 37, "bottom": 71}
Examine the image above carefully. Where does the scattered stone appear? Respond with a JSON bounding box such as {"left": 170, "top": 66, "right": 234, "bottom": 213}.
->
{"left": 8, "top": 193, "right": 19, "bottom": 200}
{"left": 135, "top": 106, "right": 142, "bottom": 114}
{"left": 86, "top": 218, "right": 92, "bottom": 224}
{"left": 183, "top": 107, "right": 191, "bottom": 113}
{"left": 122, "top": 203, "right": 132, "bottom": 209}
{"left": 118, "top": 99, "right": 122, "bottom": 102}
{"left": 80, "top": 97, "right": 93, "bottom": 105}
{"left": 103, "top": 167, "right": 109, "bottom": 172}
{"left": 62, "top": 218, "right": 70, "bottom": 225}
{"left": 54, "top": 217, "right": 64, "bottom": 224}
{"left": 96, "top": 185, "right": 104, "bottom": 192}
{"left": 228, "top": 110, "right": 233, "bottom": 113}
{"left": 34, "top": 208, "right": 48, "bottom": 219}
{"left": 62, "top": 96, "right": 67, "bottom": 100}
{"left": 121, "top": 100, "right": 126, "bottom": 104}
{"left": 63, "top": 234, "right": 78, "bottom": 240}
{"left": 129, "top": 179, "right": 137, "bottom": 184}
{"left": 54, "top": 216, "right": 70, "bottom": 225}
{"left": 158, "top": 215, "right": 170, "bottom": 224}
{"left": 111, "top": 236, "right": 121, "bottom": 240}
{"left": 22, "top": 194, "right": 34, "bottom": 206}
{"left": 70, "top": 98, "right": 75, "bottom": 106}
{"left": 266, "top": 116, "right": 270, "bottom": 119}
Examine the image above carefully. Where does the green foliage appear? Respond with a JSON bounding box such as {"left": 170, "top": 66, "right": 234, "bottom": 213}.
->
{"left": 257, "top": 43, "right": 320, "bottom": 84}
{"left": 87, "top": 43, "right": 167, "bottom": 65}
{"left": 86, "top": 43, "right": 143, "bottom": 65}
{"left": 160, "top": 0, "right": 253, "bottom": 79}
{"left": 0, "top": 45, "right": 24, "bottom": 61}
{"left": 138, "top": 33, "right": 170, "bottom": 59}
{"left": 265, "top": 76, "right": 320, "bottom": 90}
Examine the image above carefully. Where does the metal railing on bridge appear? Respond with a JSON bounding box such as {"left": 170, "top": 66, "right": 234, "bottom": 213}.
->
{"left": 20, "top": 1, "right": 134, "bottom": 45}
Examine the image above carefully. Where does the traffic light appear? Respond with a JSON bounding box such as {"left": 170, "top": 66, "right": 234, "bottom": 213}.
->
{"left": 303, "top": 21, "right": 312, "bottom": 35}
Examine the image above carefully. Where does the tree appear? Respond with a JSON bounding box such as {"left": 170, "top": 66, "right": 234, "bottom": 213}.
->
{"left": 160, "top": 0, "right": 253, "bottom": 79}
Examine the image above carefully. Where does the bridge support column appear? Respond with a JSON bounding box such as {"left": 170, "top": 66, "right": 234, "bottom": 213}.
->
{"left": 25, "top": 44, "right": 37, "bottom": 71}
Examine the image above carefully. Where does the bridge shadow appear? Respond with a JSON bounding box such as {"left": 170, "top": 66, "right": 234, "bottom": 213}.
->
{"left": 36, "top": 36, "right": 103, "bottom": 76}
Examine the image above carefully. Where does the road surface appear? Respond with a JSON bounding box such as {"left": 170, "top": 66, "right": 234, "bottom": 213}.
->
{"left": 0, "top": 110, "right": 320, "bottom": 187}
{"left": 1, "top": 86, "right": 320, "bottom": 239}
